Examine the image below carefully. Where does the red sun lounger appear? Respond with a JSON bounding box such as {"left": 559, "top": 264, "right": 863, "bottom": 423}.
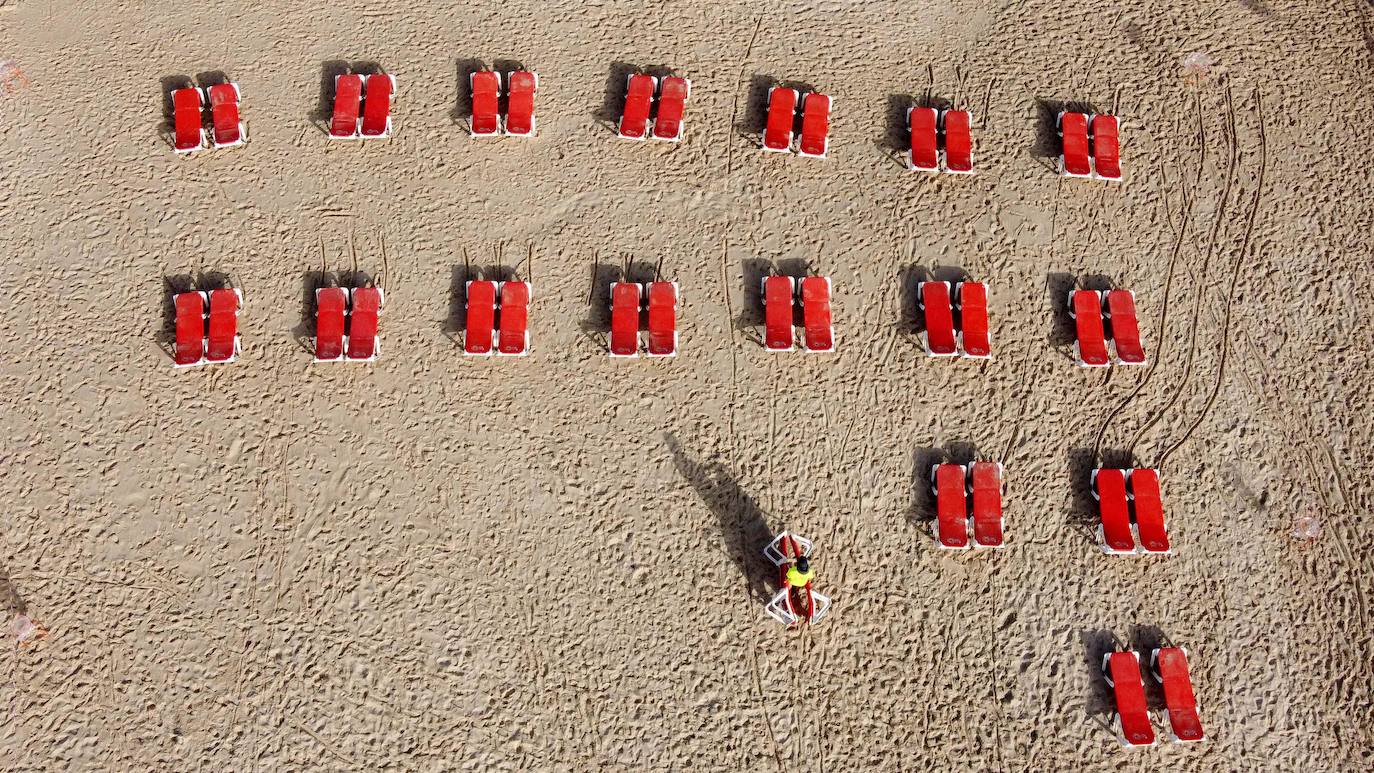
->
{"left": 797, "top": 93, "right": 830, "bottom": 159}
{"left": 932, "top": 463, "right": 969, "bottom": 549}
{"left": 464, "top": 280, "right": 498, "bottom": 356}
{"left": 1093, "top": 468, "right": 1135, "bottom": 554}
{"left": 1092, "top": 114, "right": 1122, "bottom": 181}
{"left": 907, "top": 106, "right": 938, "bottom": 172}
{"left": 646, "top": 281, "right": 678, "bottom": 357}
{"left": 207, "top": 83, "right": 244, "bottom": 149}
{"left": 497, "top": 281, "right": 531, "bottom": 356}
{"left": 1070, "top": 289, "right": 1110, "bottom": 367}
{"left": 314, "top": 286, "right": 347, "bottom": 363}
{"left": 652, "top": 76, "right": 690, "bottom": 142}
{"left": 360, "top": 73, "right": 395, "bottom": 139}
{"left": 1105, "top": 289, "right": 1146, "bottom": 365}
{"left": 969, "top": 461, "right": 1004, "bottom": 548}
{"left": 1104, "top": 651, "right": 1157, "bottom": 747}
{"left": 346, "top": 286, "right": 382, "bottom": 361}
{"left": 942, "top": 110, "right": 973, "bottom": 174}
{"left": 609, "top": 281, "right": 642, "bottom": 357}
{"left": 1152, "top": 647, "right": 1205, "bottom": 743}
{"left": 1129, "top": 468, "right": 1170, "bottom": 554}
{"left": 799, "top": 276, "right": 834, "bottom": 352}
{"left": 171, "top": 87, "right": 205, "bottom": 154}
{"left": 763, "top": 275, "right": 796, "bottom": 352}
{"left": 172, "top": 291, "right": 207, "bottom": 367}
{"left": 1059, "top": 111, "right": 1092, "bottom": 178}
{"left": 505, "top": 71, "right": 537, "bottom": 138}
{"left": 619, "top": 73, "right": 656, "bottom": 140}
{"left": 330, "top": 73, "right": 364, "bottom": 139}
{"left": 205, "top": 288, "right": 241, "bottom": 364}
{"left": 956, "top": 281, "right": 991, "bottom": 359}
{"left": 763, "top": 87, "right": 798, "bottom": 153}
{"left": 919, "top": 281, "right": 958, "bottom": 357}
{"left": 470, "top": 71, "right": 502, "bottom": 137}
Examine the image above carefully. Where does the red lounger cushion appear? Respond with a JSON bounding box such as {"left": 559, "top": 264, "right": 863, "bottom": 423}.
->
{"left": 470, "top": 71, "right": 501, "bottom": 136}
{"left": 909, "top": 107, "right": 938, "bottom": 171}
{"left": 1071, "top": 290, "right": 1110, "bottom": 366}
{"left": 609, "top": 282, "right": 642, "bottom": 356}
{"left": 1130, "top": 468, "right": 1169, "bottom": 553}
{"left": 173, "top": 292, "right": 206, "bottom": 365}
{"left": 921, "top": 281, "right": 957, "bottom": 356}
{"left": 360, "top": 74, "right": 394, "bottom": 137}
{"left": 1105, "top": 289, "right": 1145, "bottom": 364}
{"left": 172, "top": 88, "right": 204, "bottom": 151}
{"left": 646, "top": 281, "right": 678, "bottom": 356}
{"left": 763, "top": 275, "right": 795, "bottom": 351}
{"left": 943, "top": 110, "right": 973, "bottom": 173}
{"left": 799, "top": 276, "right": 833, "bottom": 351}
{"left": 464, "top": 281, "right": 497, "bottom": 355}
{"left": 969, "top": 461, "right": 1003, "bottom": 547}
{"left": 798, "top": 93, "right": 830, "bottom": 157}
{"left": 330, "top": 74, "right": 363, "bottom": 138}
{"left": 1095, "top": 468, "right": 1134, "bottom": 553}
{"left": 957, "top": 281, "right": 990, "bottom": 357}
{"left": 1156, "top": 648, "right": 1204, "bottom": 742}
{"left": 619, "top": 74, "right": 655, "bottom": 139}
{"left": 506, "top": 71, "right": 537, "bottom": 136}
{"left": 207, "top": 83, "right": 241, "bottom": 146}
{"left": 205, "top": 289, "right": 239, "bottom": 363}
{"left": 315, "top": 287, "right": 347, "bottom": 361}
{"left": 1060, "top": 112, "right": 1091, "bottom": 177}
{"left": 498, "top": 282, "right": 530, "bottom": 355}
{"left": 346, "top": 287, "right": 382, "bottom": 360}
{"left": 934, "top": 463, "right": 968, "bottom": 548}
{"left": 652, "top": 76, "right": 689, "bottom": 141}
{"left": 763, "top": 87, "right": 797, "bottom": 151}
{"left": 1108, "top": 652, "right": 1156, "bottom": 746}
{"left": 1092, "top": 114, "right": 1122, "bottom": 180}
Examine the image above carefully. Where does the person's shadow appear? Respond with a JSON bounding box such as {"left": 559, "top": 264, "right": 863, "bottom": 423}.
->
{"left": 664, "top": 433, "right": 775, "bottom": 604}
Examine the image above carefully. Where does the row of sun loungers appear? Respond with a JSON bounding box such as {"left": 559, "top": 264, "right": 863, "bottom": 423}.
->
{"left": 1103, "top": 647, "right": 1205, "bottom": 746}
{"left": 313, "top": 286, "right": 384, "bottom": 362}
{"left": 931, "top": 462, "right": 1005, "bottom": 549}
{"left": 907, "top": 108, "right": 973, "bottom": 174}
{"left": 763, "top": 88, "right": 831, "bottom": 157}
{"left": 918, "top": 280, "right": 990, "bottom": 358}
{"left": 763, "top": 275, "right": 833, "bottom": 352}
{"left": 463, "top": 281, "right": 532, "bottom": 356}
{"left": 328, "top": 73, "right": 396, "bottom": 140}
{"left": 468, "top": 71, "right": 539, "bottom": 138}
{"left": 172, "top": 289, "right": 242, "bottom": 366}
{"left": 618, "top": 75, "right": 691, "bottom": 142}
{"left": 610, "top": 282, "right": 679, "bottom": 357}
{"left": 172, "top": 83, "right": 245, "bottom": 153}
{"left": 1093, "top": 468, "right": 1169, "bottom": 555}
{"left": 1059, "top": 112, "right": 1121, "bottom": 180}
{"left": 1070, "top": 289, "right": 1146, "bottom": 367}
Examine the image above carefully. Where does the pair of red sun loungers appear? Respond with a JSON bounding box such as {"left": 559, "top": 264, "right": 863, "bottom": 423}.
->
{"left": 610, "top": 282, "right": 678, "bottom": 357}
{"left": 1104, "top": 647, "right": 1205, "bottom": 746}
{"left": 172, "top": 84, "right": 244, "bottom": 153}
{"left": 763, "top": 88, "right": 830, "bottom": 158}
{"left": 329, "top": 73, "right": 397, "bottom": 139}
{"left": 618, "top": 74, "right": 691, "bottom": 141}
{"left": 173, "top": 289, "right": 242, "bottom": 366}
{"left": 314, "top": 287, "right": 384, "bottom": 362}
{"left": 469, "top": 71, "right": 539, "bottom": 138}
{"left": 763, "top": 276, "right": 832, "bottom": 352}
{"left": 931, "top": 462, "right": 1005, "bottom": 548}
{"left": 1092, "top": 468, "right": 1169, "bottom": 555}
{"left": 918, "top": 281, "right": 990, "bottom": 358}
{"left": 1070, "top": 289, "right": 1145, "bottom": 367}
{"left": 908, "top": 107, "right": 973, "bottom": 174}
{"left": 464, "top": 281, "right": 531, "bottom": 356}
{"left": 1059, "top": 112, "right": 1122, "bottom": 180}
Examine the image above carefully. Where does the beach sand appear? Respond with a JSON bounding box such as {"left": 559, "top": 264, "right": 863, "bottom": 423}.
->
{"left": 1, "top": 0, "right": 1372, "bottom": 769}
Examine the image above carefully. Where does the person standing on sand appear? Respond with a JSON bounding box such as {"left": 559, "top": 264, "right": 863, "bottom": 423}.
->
{"left": 785, "top": 556, "right": 815, "bottom": 589}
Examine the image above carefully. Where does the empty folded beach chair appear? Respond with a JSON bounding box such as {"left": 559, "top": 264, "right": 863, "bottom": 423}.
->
{"left": 763, "top": 275, "right": 796, "bottom": 352}
{"left": 609, "top": 281, "right": 642, "bottom": 357}
{"left": 1152, "top": 647, "right": 1205, "bottom": 743}
{"left": 1093, "top": 468, "right": 1135, "bottom": 554}
{"left": 918, "top": 281, "right": 958, "bottom": 357}
{"left": 907, "top": 106, "right": 939, "bottom": 172}
{"left": 1103, "top": 651, "right": 1157, "bottom": 747}
{"left": 1092, "top": 114, "right": 1122, "bottom": 181}
{"left": 329, "top": 73, "right": 364, "bottom": 139}
{"left": 1058, "top": 111, "right": 1092, "bottom": 178}
{"left": 172, "top": 291, "right": 207, "bottom": 367}
{"left": 799, "top": 276, "right": 834, "bottom": 352}
{"left": 942, "top": 110, "right": 973, "bottom": 174}
{"left": 469, "top": 71, "right": 502, "bottom": 137}
{"left": 346, "top": 286, "right": 382, "bottom": 361}
{"left": 464, "top": 280, "right": 498, "bottom": 356}
{"left": 646, "top": 281, "right": 678, "bottom": 357}
{"left": 968, "top": 461, "right": 1004, "bottom": 548}
{"left": 360, "top": 73, "right": 395, "bottom": 139}
{"left": 797, "top": 93, "right": 830, "bottom": 159}
{"left": 932, "top": 463, "right": 969, "bottom": 549}
{"left": 205, "top": 288, "right": 241, "bottom": 364}
{"left": 314, "top": 286, "right": 348, "bottom": 363}
{"left": 1104, "top": 289, "right": 1146, "bottom": 365}
{"left": 1129, "top": 468, "right": 1170, "bottom": 554}
{"left": 497, "top": 281, "right": 530, "bottom": 356}
{"left": 505, "top": 71, "right": 537, "bottom": 137}
{"left": 171, "top": 87, "right": 206, "bottom": 154}
{"left": 618, "top": 73, "right": 655, "bottom": 140}
{"left": 207, "top": 83, "right": 244, "bottom": 149}
{"left": 956, "top": 281, "right": 991, "bottom": 359}
{"left": 763, "top": 87, "right": 798, "bottom": 153}
{"left": 651, "top": 76, "right": 690, "bottom": 142}
{"left": 1069, "top": 289, "right": 1110, "bottom": 367}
